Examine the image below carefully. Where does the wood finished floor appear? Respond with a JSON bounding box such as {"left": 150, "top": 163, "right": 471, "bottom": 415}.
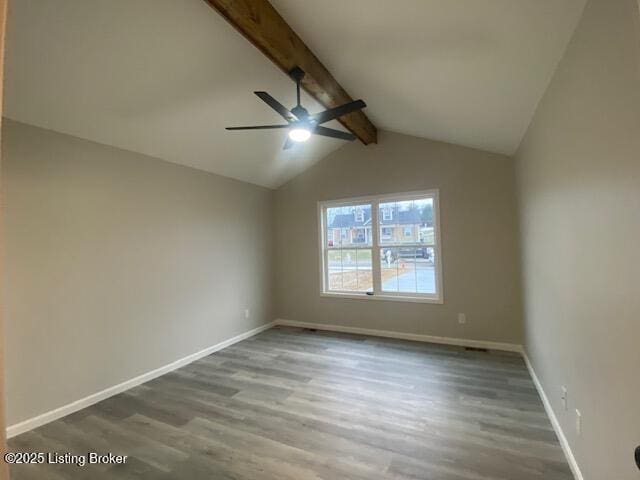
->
{"left": 9, "top": 326, "right": 572, "bottom": 480}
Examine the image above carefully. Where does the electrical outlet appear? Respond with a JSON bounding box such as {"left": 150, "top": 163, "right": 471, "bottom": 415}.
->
{"left": 244, "top": 309, "right": 250, "bottom": 319}
{"left": 575, "top": 409, "right": 582, "bottom": 435}
{"left": 561, "top": 386, "right": 567, "bottom": 410}
{"left": 458, "top": 313, "right": 466, "bottom": 324}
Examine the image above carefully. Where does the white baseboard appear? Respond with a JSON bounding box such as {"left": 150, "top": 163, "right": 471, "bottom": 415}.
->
{"left": 7, "top": 321, "right": 276, "bottom": 438}
{"left": 522, "top": 351, "right": 583, "bottom": 480}
{"left": 274, "top": 318, "right": 523, "bottom": 353}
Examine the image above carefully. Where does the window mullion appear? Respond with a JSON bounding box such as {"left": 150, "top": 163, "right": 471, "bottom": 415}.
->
{"left": 371, "top": 201, "right": 382, "bottom": 294}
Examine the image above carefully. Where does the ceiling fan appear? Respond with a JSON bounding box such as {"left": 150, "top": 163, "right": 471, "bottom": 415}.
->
{"left": 226, "top": 67, "right": 367, "bottom": 150}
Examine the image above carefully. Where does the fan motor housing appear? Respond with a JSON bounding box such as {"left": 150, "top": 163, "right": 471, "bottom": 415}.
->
{"left": 291, "top": 105, "right": 309, "bottom": 119}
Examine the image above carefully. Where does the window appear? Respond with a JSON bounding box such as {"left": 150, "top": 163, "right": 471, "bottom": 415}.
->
{"left": 319, "top": 190, "right": 442, "bottom": 303}
{"left": 352, "top": 227, "right": 368, "bottom": 244}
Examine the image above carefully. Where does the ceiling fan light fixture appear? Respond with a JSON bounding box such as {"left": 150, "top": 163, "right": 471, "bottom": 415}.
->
{"left": 226, "top": 69, "right": 366, "bottom": 149}
{"left": 288, "top": 127, "right": 311, "bottom": 143}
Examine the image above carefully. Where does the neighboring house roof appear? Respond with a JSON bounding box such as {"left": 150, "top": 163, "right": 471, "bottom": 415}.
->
{"left": 379, "top": 208, "right": 422, "bottom": 226}
{"left": 330, "top": 206, "right": 429, "bottom": 228}
{"left": 330, "top": 211, "right": 371, "bottom": 228}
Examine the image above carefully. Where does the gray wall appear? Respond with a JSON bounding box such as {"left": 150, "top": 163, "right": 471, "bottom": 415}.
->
{"left": 515, "top": 0, "right": 640, "bottom": 478}
{"left": 275, "top": 130, "right": 523, "bottom": 344}
{"left": 2, "top": 120, "right": 275, "bottom": 425}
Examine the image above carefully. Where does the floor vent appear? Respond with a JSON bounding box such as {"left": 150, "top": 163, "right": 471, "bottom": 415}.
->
{"left": 465, "top": 347, "right": 489, "bottom": 352}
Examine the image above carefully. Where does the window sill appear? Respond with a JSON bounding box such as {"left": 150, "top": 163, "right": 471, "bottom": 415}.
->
{"left": 320, "top": 292, "right": 443, "bottom": 304}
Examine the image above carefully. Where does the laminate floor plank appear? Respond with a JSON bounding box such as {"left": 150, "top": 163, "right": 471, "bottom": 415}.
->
{"left": 8, "top": 326, "right": 572, "bottom": 479}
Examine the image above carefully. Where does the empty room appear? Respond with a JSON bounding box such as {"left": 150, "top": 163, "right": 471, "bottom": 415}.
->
{"left": 0, "top": 0, "right": 638, "bottom": 479}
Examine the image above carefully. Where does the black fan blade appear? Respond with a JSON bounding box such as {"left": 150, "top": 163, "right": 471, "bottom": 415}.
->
{"left": 226, "top": 125, "right": 289, "bottom": 130}
{"left": 313, "top": 126, "right": 356, "bottom": 141}
{"left": 254, "top": 92, "right": 297, "bottom": 122}
{"left": 283, "top": 137, "right": 295, "bottom": 150}
{"left": 311, "top": 100, "right": 366, "bottom": 124}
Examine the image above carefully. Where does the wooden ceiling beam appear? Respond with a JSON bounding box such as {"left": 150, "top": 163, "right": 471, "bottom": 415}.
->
{"left": 202, "top": 0, "right": 377, "bottom": 145}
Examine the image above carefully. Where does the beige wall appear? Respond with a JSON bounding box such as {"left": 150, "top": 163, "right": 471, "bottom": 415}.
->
{"left": 0, "top": 1, "right": 8, "bottom": 477}
{"left": 515, "top": 0, "right": 640, "bottom": 478}
{"left": 275, "top": 130, "right": 523, "bottom": 344}
{"left": 1, "top": 119, "right": 275, "bottom": 425}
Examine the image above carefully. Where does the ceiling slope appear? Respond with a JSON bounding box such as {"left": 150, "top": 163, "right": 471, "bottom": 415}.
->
{"left": 4, "top": 0, "right": 351, "bottom": 188}
{"left": 271, "top": 0, "right": 586, "bottom": 155}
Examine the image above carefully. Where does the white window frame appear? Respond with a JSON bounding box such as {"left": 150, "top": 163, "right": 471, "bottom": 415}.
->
{"left": 354, "top": 208, "right": 364, "bottom": 223}
{"left": 382, "top": 208, "right": 393, "bottom": 221}
{"left": 318, "top": 189, "right": 443, "bottom": 304}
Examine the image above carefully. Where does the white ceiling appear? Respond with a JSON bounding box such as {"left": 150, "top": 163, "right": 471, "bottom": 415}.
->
{"left": 4, "top": 0, "right": 585, "bottom": 188}
{"left": 4, "top": 0, "right": 349, "bottom": 188}
{"left": 271, "top": 0, "right": 586, "bottom": 156}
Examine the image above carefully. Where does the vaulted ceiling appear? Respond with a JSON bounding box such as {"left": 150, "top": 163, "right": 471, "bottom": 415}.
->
{"left": 4, "top": 0, "right": 585, "bottom": 188}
